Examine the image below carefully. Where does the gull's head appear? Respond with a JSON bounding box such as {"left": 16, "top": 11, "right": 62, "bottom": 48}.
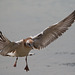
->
{"left": 24, "top": 38, "right": 34, "bottom": 49}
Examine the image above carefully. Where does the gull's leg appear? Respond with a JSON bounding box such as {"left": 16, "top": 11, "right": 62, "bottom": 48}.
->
{"left": 24, "top": 56, "right": 29, "bottom": 72}
{"left": 13, "top": 57, "right": 18, "bottom": 67}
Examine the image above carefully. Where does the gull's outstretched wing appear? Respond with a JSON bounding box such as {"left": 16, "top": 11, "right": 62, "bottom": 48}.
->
{"left": 0, "top": 31, "right": 11, "bottom": 50}
{"left": 0, "top": 31, "right": 18, "bottom": 56}
{"left": 32, "top": 10, "right": 75, "bottom": 49}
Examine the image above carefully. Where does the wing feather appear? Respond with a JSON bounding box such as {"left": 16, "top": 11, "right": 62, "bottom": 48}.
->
{"left": 0, "top": 31, "right": 11, "bottom": 50}
{"left": 32, "top": 10, "right": 75, "bottom": 49}
{"left": 0, "top": 31, "right": 18, "bottom": 56}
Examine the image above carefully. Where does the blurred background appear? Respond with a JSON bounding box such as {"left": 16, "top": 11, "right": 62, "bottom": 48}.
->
{"left": 0, "top": 0, "right": 75, "bottom": 75}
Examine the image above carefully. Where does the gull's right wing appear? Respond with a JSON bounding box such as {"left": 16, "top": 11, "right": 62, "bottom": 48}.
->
{"left": 0, "top": 31, "right": 18, "bottom": 56}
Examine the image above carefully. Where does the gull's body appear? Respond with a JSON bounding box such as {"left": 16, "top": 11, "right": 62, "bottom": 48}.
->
{"left": 7, "top": 39, "right": 32, "bottom": 57}
{"left": 0, "top": 10, "right": 75, "bottom": 71}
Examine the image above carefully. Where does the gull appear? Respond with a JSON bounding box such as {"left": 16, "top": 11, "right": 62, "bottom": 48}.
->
{"left": 0, "top": 10, "right": 75, "bottom": 71}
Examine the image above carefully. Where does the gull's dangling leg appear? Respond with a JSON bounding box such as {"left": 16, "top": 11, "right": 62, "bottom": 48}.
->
{"left": 13, "top": 57, "right": 18, "bottom": 67}
{"left": 24, "top": 56, "right": 29, "bottom": 72}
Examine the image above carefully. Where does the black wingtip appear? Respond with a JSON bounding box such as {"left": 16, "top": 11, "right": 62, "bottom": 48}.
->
{"left": 71, "top": 10, "right": 75, "bottom": 15}
{"left": 73, "top": 10, "right": 75, "bottom": 19}
{"left": 0, "top": 31, "right": 2, "bottom": 33}
{"left": 73, "top": 10, "right": 75, "bottom": 13}
{"left": 73, "top": 10, "right": 75, "bottom": 20}
{"left": 0, "top": 31, "right": 2, "bottom": 36}
{"left": 72, "top": 10, "right": 75, "bottom": 13}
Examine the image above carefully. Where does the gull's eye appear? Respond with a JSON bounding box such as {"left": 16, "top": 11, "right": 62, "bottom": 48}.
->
{"left": 24, "top": 42, "right": 31, "bottom": 47}
{"left": 27, "top": 43, "right": 31, "bottom": 47}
